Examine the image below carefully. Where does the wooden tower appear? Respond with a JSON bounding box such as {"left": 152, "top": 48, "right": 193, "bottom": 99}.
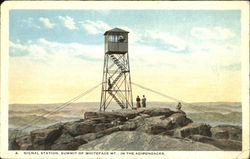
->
{"left": 100, "top": 28, "right": 133, "bottom": 111}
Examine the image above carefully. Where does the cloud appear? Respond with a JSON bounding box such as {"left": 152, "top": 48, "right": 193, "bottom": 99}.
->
{"left": 9, "top": 39, "right": 104, "bottom": 103}
{"left": 81, "top": 22, "right": 140, "bottom": 44}
{"left": 9, "top": 42, "right": 29, "bottom": 57}
{"left": 9, "top": 39, "right": 102, "bottom": 62}
{"left": 39, "top": 17, "right": 55, "bottom": 28}
{"left": 9, "top": 32, "right": 240, "bottom": 75}
{"left": 81, "top": 20, "right": 111, "bottom": 34}
{"left": 128, "top": 38, "right": 240, "bottom": 74}
{"left": 9, "top": 38, "right": 241, "bottom": 103}
{"left": 81, "top": 21, "right": 139, "bottom": 43}
{"left": 191, "top": 27, "right": 235, "bottom": 40}
{"left": 139, "top": 29, "right": 238, "bottom": 56}
{"left": 118, "top": 26, "right": 141, "bottom": 44}
{"left": 22, "top": 17, "right": 41, "bottom": 29}
{"left": 143, "top": 30, "right": 189, "bottom": 52}
{"left": 24, "top": 17, "right": 33, "bottom": 23}
{"left": 10, "top": 40, "right": 55, "bottom": 62}
{"left": 58, "top": 16, "right": 77, "bottom": 30}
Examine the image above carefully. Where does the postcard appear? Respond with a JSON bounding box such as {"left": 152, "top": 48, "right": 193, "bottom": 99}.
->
{"left": 0, "top": 1, "right": 249, "bottom": 159}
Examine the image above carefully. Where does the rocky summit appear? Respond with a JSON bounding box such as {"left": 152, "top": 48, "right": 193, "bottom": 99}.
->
{"left": 11, "top": 108, "right": 242, "bottom": 151}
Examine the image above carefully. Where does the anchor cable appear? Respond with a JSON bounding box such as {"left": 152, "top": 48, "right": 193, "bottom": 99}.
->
{"left": 10, "top": 82, "right": 102, "bottom": 139}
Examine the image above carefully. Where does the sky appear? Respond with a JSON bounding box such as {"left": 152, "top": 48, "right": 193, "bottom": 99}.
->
{"left": 9, "top": 10, "right": 241, "bottom": 104}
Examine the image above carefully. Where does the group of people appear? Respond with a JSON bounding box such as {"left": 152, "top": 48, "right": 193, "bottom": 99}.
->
{"left": 135, "top": 95, "right": 183, "bottom": 111}
{"left": 136, "top": 95, "right": 146, "bottom": 108}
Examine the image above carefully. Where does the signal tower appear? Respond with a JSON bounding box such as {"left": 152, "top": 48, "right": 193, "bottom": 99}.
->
{"left": 100, "top": 28, "right": 133, "bottom": 111}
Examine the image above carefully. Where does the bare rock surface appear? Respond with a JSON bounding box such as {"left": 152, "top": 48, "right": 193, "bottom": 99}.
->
{"left": 210, "top": 125, "right": 242, "bottom": 141}
{"left": 173, "top": 123, "right": 212, "bottom": 138}
{"left": 78, "top": 131, "right": 221, "bottom": 151}
{"left": 51, "top": 133, "right": 86, "bottom": 150}
{"left": 188, "top": 134, "right": 242, "bottom": 151}
{"left": 12, "top": 135, "right": 33, "bottom": 150}
{"left": 11, "top": 108, "right": 242, "bottom": 151}
{"left": 30, "top": 124, "right": 63, "bottom": 150}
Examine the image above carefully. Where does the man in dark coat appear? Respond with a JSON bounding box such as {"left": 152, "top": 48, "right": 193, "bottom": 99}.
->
{"left": 136, "top": 96, "right": 141, "bottom": 108}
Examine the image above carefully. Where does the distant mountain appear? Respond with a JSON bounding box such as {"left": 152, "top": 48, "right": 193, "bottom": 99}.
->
{"left": 187, "top": 112, "right": 241, "bottom": 126}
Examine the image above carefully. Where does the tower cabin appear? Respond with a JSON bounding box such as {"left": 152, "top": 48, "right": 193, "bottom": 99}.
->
{"left": 104, "top": 28, "right": 129, "bottom": 54}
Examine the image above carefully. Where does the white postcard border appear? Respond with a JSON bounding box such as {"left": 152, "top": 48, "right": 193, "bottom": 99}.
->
{"left": 0, "top": 1, "right": 249, "bottom": 159}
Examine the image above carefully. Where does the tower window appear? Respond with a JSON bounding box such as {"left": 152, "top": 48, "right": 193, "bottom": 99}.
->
{"left": 108, "top": 35, "right": 125, "bottom": 42}
{"left": 109, "top": 35, "right": 115, "bottom": 42}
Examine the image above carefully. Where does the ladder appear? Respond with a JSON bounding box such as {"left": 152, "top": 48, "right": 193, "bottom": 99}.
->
{"left": 108, "top": 91, "right": 125, "bottom": 109}
{"left": 110, "top": 54, "right": 127, "bottom": 72}
{"left": 110, "top": 72, "right": 122, "bottom": 89}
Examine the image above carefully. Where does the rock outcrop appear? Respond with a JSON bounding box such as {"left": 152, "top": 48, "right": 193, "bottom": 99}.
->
{"left": 11, "top": 108, "right": 242, "bottom": 151}
{"left": 30, "top": 124, "right": 63, "bottom": 150}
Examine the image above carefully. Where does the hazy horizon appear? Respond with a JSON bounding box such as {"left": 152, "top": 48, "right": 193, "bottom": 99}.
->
{"left": 9, "top": 101, "right": 241, "bottom": 105}
{"left": 9, "top": 101, "right": 242, "bottom": 137}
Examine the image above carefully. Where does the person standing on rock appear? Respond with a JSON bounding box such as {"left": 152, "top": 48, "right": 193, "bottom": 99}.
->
{"left": 142, "top": 95, "right": 146, "bottom": 108}
{"left": 136, "top": 96, "right": 141, "bottom": 108}
{"left": 176, "top": 102, "right": 182, "bottom": 111}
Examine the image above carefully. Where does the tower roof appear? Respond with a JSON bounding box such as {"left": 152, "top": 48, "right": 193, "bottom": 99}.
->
{"left": 104, "top": 28, "right": 129, "bottom": 35}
